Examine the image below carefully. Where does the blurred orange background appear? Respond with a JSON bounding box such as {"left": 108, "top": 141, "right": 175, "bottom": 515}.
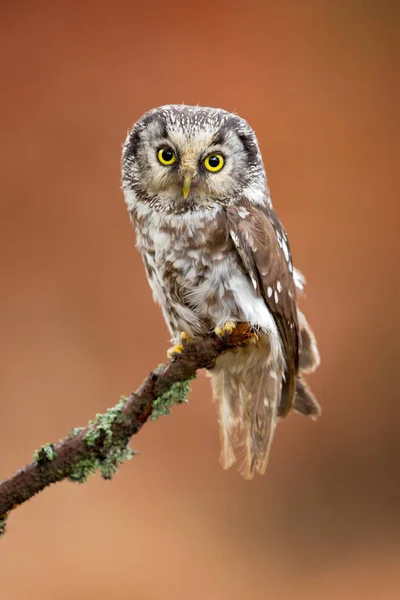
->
{"left": 1, "top": 1, "right": 399, "bottom": 599}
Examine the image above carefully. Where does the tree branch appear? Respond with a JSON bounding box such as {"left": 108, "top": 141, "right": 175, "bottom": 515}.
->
{"left": 0, "top": 325, "right": 255, "bottom": 537}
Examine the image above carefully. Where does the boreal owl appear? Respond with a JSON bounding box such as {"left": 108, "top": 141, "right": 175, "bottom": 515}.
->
{"left": 122, "top": 105, "right": 320, "bottom": 479}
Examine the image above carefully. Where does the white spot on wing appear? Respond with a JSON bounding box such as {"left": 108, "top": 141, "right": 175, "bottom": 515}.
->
{"left": 230, "top": 230, "right": 240, "bottom": 246}
{"left": 267, "top": 286, "right": 273, "bottom": 298}
{"left": 237, "top": 207, "right": 250, "bottom": 219}
{"left": 282, "top": 239, "right": 289, "bottom": 261}
{"left": 293, "top": 268, "right": 306, "bottom": 290}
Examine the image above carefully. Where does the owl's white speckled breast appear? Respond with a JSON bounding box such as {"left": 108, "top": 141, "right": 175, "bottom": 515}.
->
{"left": 132, "top": 202, "right": 274, "bottom": 342}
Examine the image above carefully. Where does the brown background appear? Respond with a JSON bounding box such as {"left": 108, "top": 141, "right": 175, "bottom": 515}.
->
{"left": 0, "top": 1, "right": 399, "bottom": 599}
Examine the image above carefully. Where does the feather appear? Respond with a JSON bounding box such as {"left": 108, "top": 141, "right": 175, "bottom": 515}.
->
{"left": 246, "top": 364, "right": 282, "bottom": 477}
{"left": 298, "top": 310, "right": 321, "bottom": 374}
{"left": 210, "top": 367, "right": 238, "bottom": 470}
{"left": 293, "top": 377, "right": 321, "bottom": 419}
{"left": 210, "top": 340, "right": 282, "bottom": 479}
{"left": 226, "top": 201, "right": 299, "bottom": 418}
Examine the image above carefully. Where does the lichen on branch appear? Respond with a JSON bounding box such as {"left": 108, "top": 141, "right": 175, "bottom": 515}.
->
{"left": 0, "top": 326, "right": 254, "bottom": 538}
{"left": 68, "top": 395, "right": 135, "bottom": 483}
{"left": 151, "top": 374, "right": 194, "bottom": 420}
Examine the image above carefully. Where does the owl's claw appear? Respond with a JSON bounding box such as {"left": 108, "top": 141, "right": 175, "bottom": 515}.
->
{"left": 167, "top": 331, "right": 191, "bottom": 359}
{"left": 214, "top": 321, "right": 237, "bottom": 341}
{"left": 215, "top": 322, "right": 259, "bottom": 346}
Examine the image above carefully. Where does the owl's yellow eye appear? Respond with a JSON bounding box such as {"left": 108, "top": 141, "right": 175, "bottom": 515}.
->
{"left": 157, "top": 147, "right": 176, "bottom": 165}
{"left": 204, "top": 153, "right": 224, "bottom": 172}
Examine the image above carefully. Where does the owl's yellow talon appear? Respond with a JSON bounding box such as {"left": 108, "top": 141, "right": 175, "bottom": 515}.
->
{"left": 215, "top": 321, "right": 237, "bottom": 339}
{"left": 167, "top": 344, "right": 184, "bottom": 358}
{"left": 167, "top": 331, "right": 191, "bottom": 358}
{"left": 180, "top": 331, "right": 190, "bottom": 346}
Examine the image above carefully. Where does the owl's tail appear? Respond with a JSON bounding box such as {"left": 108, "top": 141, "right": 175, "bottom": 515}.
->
{"left": 209, "top": 346, "right": 283, "bottom": 480}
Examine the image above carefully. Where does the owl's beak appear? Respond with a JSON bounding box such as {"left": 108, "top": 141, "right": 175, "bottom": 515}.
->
{"left": 182, "top": 174, "right": 192, "bottom": 199}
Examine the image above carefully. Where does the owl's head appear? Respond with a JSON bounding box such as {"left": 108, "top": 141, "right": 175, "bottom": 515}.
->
{"left": 122, "top": 105, "right": 266, "bottom": 214}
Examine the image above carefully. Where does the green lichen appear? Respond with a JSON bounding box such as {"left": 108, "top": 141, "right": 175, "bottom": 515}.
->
{"left": 151, "top": 376, "right": 195, "bottom": 420}
{"left": 68, "top": 457, "right": 98, "bottom": 483}
{"left": 67, "top": 443, "right": 133, "bottom": 484}
{"left": 97, "top": 444, "right": 134, "bottom": 480}
{"left": 33, "top": 443, "right": 56, "bottom": 465}
{"left": 68, "top": 377, "right": 194, "bottom": 483}
{"left": 68, "top": 426, "right": 84, "bottom": 438}
{"left": 84, "top": 395, "right": 128, "bottom": 447}
{"left": 68, "top": 396, "right": 133, "bottom": 484}
{"left": 0, "top": 514, "right": 7, "bottom": 538}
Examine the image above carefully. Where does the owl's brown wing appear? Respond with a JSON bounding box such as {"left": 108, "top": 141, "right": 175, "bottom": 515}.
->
{"left": 226, "top": 199, "right": 299, "bottom": 416}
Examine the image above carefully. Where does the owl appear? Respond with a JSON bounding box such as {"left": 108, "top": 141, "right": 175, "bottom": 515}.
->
{"left": 122, "top": 105, "right": 320, "bottom": 479}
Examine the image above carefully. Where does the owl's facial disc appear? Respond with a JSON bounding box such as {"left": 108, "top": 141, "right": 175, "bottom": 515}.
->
{"left": 122, "top": 105, "right": 265, "bottom": 212}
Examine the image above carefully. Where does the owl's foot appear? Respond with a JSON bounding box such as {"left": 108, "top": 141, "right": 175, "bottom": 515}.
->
{"left": 215, "top": 322, "right": 259, "bottom": 346}
{"left": 167, "top": 331, "right": 191, "bottom": 359}
{"left": 214, "top": 321, "right": 237, "bottom": 341}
